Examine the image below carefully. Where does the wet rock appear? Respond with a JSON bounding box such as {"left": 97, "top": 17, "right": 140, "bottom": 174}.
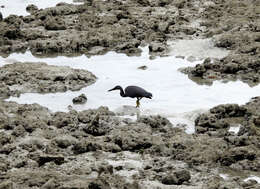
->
{"left": 95, "top": 162, "right": 113, "bottom": 176}
{"left": 138, "top": 115, "right": 172, "bottom": 132}
{"left": 209, "top": 104, "right": 247, "bottom": 118}
{"left": 0, "top": 12, "right": 2, "bottom": 22}
{"left": 0, "top": 159, "right": 9, "bottom": 172}
{"left": 72, "top": 94, "right": 87, "bottom": 104}
{"left": 0, "top": 132, "right": 12, "bottom": 146}
{"left": 44, "top": 17, "right": 67, "bottom": 30}
{"left": 30, "top": 153, "right": 65, "bottom": 166}
{"left": 50, "top": 112, "right": 78, "bottom": 128}
{"left": 11, "top": 125, "right": 26, "bottom": 137}
{"left": 181, "top": 27, "right": 196, "bottom": 35}
{"left": 88, "top": 178, "right": 111, "bottom": 189}
{"left": 173, "top": 0, "right": 186, "bottom": 9}
{"left": 191, "top": 64, "right": 207, "bottom": 77}
{"left": 19, "top": 138, "right": 46, "bottom": 152}
{"left": 41, "top": 179, "right": 57, "bottom": 189}
{"left": 53, "top": 136, "right": 77, "bottom": 148}
{"left": 224, "top": 135, "right": 249, "bottom": 146}
{"left": 195, "top": 113, "right": 229, "bottom": 134}
{"left": 138, "top": 65, "right": 148, "bottom": 70}
{"left": 241, "top": 179, "right": 258, "bottom": 188}
{"left": 26, "top": 4, "right": 38, "bottom": 13}
{"left": 0, "top": 181, "right": 14, "bottom": 189}
{"left": 253, "top": 116, "right": 260, "bottom": 128}
{"left": 82, "top": 114, "right": 111, "bottom": 136}
{"left": 73, "top": 140, "right": 102, "bottom": 154}
{"left": 148, "top": 42, "right": 166, "bottom": 53}
{"left": 214, "top": 34, "right": 236, "bottom": 49}
{"left": 78, "top": 107, "right": 115, "bottom": 121}
{"left": 195, "top": 104, "right": 248, "bottom": 135}
{"left": 161, "top": 170, "right": 191, "bottom": 185}
{"left": 222, "top": 63, "right": 239, "bottom": 74}
{"left": 112, "top": 124, "right": 153, "bottom": 151}
{"left": 0, "top": 62, "right": 96, "bottom": 97}
{"left": 218, "top": 146, "right": 256, "bottom": 166}
{"left": 3, "top": 27, "right": 22, "bottom": 40}
{"left": 203, "top": 175, "right": 240, "bottom": 189}
{"left": 0, "top": 144, "right": 16, "bottom": 155}
{"left": 3, "top": 15, "right": 22, "bottom": 26}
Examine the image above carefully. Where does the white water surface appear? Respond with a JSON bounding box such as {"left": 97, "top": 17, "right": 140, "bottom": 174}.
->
{"left": 0, "top": 48, "right": 260, "bottom": 133}
{"left": 228, "top": 125, "right": 241, "bottom": 135}
{"left": 244, "top": 176, "right": 260, "bottom": 183}
{"left": 0, "top": 0, "right": 83, "bottom": 18}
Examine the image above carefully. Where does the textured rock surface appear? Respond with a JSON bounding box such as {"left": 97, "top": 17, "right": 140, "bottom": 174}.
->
{"left": 0, "top": 0, "right": 260, "bottom": 188}
{"left": 72, "top": 93, "right": 87, "bottom": 104}
{"left": 0, "top": 97, "right": 260, "bottom": 188}
{"left": 0, "top": 62, "right": 96, "bottom": 98}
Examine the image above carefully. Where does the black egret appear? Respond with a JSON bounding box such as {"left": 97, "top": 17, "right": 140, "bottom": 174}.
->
{"left": 108, "top": 85, "right": 152, "bottom": 108}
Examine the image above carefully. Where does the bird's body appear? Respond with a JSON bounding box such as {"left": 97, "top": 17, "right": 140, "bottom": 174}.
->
{"left": 108, "top": 85, "right": 152, "bottom": 107}
{"left": 124, "top": 86, "right": 152, "bottom": 99}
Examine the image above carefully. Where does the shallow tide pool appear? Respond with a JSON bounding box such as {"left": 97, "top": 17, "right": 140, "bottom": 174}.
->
{"left": 1, "top": 47, "right": 260, "bottom": 133}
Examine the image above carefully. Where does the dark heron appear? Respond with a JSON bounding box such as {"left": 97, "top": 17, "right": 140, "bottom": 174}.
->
{"left": 108, "top": 85, "right": 152, "bottom": 108}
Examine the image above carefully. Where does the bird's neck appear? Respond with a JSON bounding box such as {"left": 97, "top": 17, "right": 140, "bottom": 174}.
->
{"left": 119, "top": 87, "right": 126, "bottom": 97}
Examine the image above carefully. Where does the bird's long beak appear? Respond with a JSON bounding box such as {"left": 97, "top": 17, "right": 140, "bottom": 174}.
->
{"left": 108, "top": 88, "right": 115, "bottom": 92}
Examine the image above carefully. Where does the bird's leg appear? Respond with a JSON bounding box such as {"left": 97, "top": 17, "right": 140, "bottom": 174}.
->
{"left": 136, "top": 97, "right": 142, "bottom": 108}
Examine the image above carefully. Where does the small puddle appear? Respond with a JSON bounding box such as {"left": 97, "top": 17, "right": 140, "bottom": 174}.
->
{"left": 244, "top": 176, "right": 260, "bottom": 183}
{"left": 0, "top": 0, "right": 83, "bottom": 18}
{"left": 228, "top": 125, "right": 241, "bottom": 135}
{"left": 219, "top": 173, "right": 229, "bottom": 180}
{"left": 1, "top": 47, "right": 260, "bottom": 134}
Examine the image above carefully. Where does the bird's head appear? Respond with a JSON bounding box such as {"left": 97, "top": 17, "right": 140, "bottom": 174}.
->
{"left": 108, "top": 85, "right": 121, "bottom": 92}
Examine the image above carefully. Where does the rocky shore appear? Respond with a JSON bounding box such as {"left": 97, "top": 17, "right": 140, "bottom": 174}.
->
{"left": 0, "top": 97, "right": 260, "bottom": 188}
{"left": 0, "top": 0, "right": 260, "bottom": 188}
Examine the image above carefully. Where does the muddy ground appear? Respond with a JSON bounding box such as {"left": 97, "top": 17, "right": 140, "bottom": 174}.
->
{"left": 0, "top": 0, "right": 260, "bottom": 188}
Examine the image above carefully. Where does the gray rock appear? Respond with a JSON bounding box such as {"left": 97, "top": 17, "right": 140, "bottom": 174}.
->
{"left": 0, "top": 62, "right": 96, "bottom": 98}
{"left": 72, "top": 94, "right": 87, "bottom": 104}
{"left": 36, "top": 154, "right": 65, "bottom": 166}
{"left": 88, "top": 178, "right": 111, "bottom": 189}
{"left": 26, "top": 4, "right": 38, "bottom": 13}
{"left": 11, "top": 125, "right": 26, "bottom": 137}
{"left": 0, "top": 132, "right": 12, "bottom": 146}
{"left": 0, "top": 180, "right": 14, "bottom": 189}
{"left": 44, "top": 17, "right": 66, "bottom": 30}
{"left": 53, "top": 136, "right": 78, "bottom": 148}
{"left": 162, "top": 170, "right": 191, "bottom": 185}
{"left": 73, "top": 140, "right": 102, "bottom": 154}
{"left": 82, "top": 114, "right": 110, "bottom": 136}
{"left": 222, "top": 63, "right": 239, "bottom": 74}
{"left": 41, "top": 179, "right": 57, "bottom": 189}
{"left": 138, "top": 65, "right": 148, "bottom": 70}
{"left": 138, "top": 115, "right": 172, "bottom": 131}
{"left": 148, "top": 42, "right": 166, "bottom": 53}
